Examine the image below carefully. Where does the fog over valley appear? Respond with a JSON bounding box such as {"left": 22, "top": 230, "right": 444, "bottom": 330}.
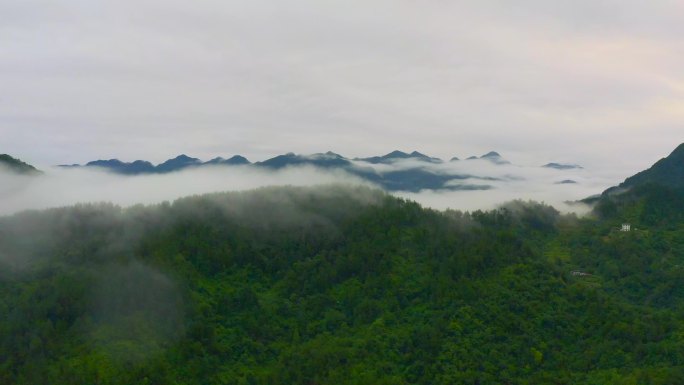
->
{"left": 0, "top": 151, "right": 622, "bottom": 215}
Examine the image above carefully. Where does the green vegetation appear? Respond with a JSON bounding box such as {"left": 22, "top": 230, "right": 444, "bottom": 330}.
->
{"left": 2, "top": 184, "right": 684, "bottom": 384}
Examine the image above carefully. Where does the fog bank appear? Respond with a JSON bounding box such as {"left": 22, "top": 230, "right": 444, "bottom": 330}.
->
{"left": 0, "top": 165, "right": 371, "bottom": 216}
{"left": 0, "top": 161, "right": 622, "bottom": 216}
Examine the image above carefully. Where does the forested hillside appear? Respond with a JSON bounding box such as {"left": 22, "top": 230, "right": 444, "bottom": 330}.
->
{"left": 2, "top": 184, "right": 684, "bottom": 384}
{"left": 615, "top": 143, "right": 684, "bottom": 190}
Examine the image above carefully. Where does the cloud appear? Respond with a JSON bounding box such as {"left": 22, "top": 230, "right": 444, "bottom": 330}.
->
{"left": 382, "top": 159, "right": 613, "bottom": 213}
{"left": 0, "top": 157, "right": 620, "bottom": 217}
{"left": 0, "top": 165, "right": 378, "bottom": 216}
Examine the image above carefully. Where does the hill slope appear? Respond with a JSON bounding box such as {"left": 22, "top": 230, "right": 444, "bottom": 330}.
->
{"left": 2, "top": 185, "right": 684, "bottom": 384}
{"left": 605, "top": 143, "right": 684, "bottom": 194}
{"left": 0, "top": 154, "right": 41, "bottom": 174}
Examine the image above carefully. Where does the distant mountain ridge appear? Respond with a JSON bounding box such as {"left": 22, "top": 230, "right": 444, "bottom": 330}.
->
{"left": 478, "top": 151, "right": 510, "bottom": 164}
{"left": 258, "top": 152, "right": 352, "bottom": 169}
{"left": 61, "top": 150, "right": 522, "bottom": 173}
{"left": 85, "top": 159, "right": 156, "bottom": 174}
{"left": 205, "top": 155, "right": 250, "bottom": 166}
{"left": 356, "top": 150, "right": 442, "bottom": 164}
{"left": 0, "top": 154, "right": 41, "bottom": 175}
{"left": 543, "top": 163, "right": 583, "bottom": 170}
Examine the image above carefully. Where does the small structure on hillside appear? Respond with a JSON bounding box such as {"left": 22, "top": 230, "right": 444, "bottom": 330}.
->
{"left": 571, "top": 270, "right": 592, "bottom": 277}
{"left": 620, "top": 223, "right": 631, "bottom": 232}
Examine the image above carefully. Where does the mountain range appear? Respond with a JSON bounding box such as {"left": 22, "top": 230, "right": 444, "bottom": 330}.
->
{"left": 58, "top": 150, "right": 515, "bottom": 174}
{"left": 44, "top": 150, "right": 579, "bottom": 193}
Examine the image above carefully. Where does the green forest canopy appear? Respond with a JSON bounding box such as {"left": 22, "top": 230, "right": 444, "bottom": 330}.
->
{"left": 1, "top": 183, "right": 684, "bottom": 384}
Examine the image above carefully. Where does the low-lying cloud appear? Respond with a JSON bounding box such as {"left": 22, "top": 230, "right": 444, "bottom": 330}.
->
{"left": 0, "top": 165, "right": 372, "bottom": 216}
{"left": 354, "top": 156, "right": 620, "bottom": 212}
{"left": 0, "top": 158, "right": 624, "bottom": 216}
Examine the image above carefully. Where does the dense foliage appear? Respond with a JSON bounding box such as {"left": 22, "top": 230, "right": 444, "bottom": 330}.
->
{"left": 1, "top": 184, "right": 684, "bottom": 384}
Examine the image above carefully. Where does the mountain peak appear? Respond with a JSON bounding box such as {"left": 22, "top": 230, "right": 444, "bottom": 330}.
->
{"left": 259, "top": 152, "right": 350, "bottom": 169}
{"left": 131, "top": 160, "right": 154, "bottom": 166}
{"left": 409, "top": 151, "right": 442, "bottom": 163}
{"left": 83, "top": 158, "right": 155, "bottom": 174}
{"left": 0, "top": 154, "right": 41, "bottom": 175}
{"left": 312, "top": 151, "right": 344, "bottom": 159}
{"left": 86, "top": 159, "right": 124, "bottom": 167}
{"left": 226, "top": 155, "right": 250, "bottom": 164}
{"left": 450, "top": 151, "right": 511, "bottom": 164}
{"left": 324, "top": 151, "right": 343, "bottom": 158}
{"left": 543, "top": 163, "right": 583, "bottom": 170}
{"left": 480, "top": 151, "right": 501, "bottom": 158}
{"left": 205, "top": 155, "right": 250, "bottom": 165}
{"left": 155, "top": 154, "right": 202, "bottom": 173}
{"left": 357, "top": 150, "right": 442, "bottom": 164}
{"left": 385, "top": 150, "right": 410, "bottom": 158}
{"left": 669, "top": 143, "right": 684, "bottom": 157}
{"left": 170, "top": 154, "right": 199, "bottom": 161}
{"left": 476, "top": 151, "right": 509, "bottom": 164}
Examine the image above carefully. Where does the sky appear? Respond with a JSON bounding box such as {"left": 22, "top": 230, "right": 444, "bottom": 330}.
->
{"left": 2, "top": 0, "right": 683, "bottom": 176}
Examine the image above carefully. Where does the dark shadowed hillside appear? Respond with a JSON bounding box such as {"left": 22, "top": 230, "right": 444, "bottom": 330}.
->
{"left": 0, "top": 154, "right": 41, "bottom": 175}
{"left": 604, "top": 143, "right": 684, "bottom": 194}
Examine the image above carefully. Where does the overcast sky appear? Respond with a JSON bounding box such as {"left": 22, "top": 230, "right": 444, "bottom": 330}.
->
{"left": 2, "top": 0, "right": 683, "bottom": 177}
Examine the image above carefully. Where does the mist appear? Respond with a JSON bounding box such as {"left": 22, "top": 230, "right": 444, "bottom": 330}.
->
{"left": 0, "top": 164, "right": 372, "bottom": 216}
{"left": 0, "top": 182, "right": 388, "bottom": 369}
{"left": 383, "top": 159, "right": 618, "bottom": 212}
{"left": 360, "top": 156, "right": 619, "bottom": 213}
{"left": 0, "top": 158, "right": 624, "bottom": 216}
{"left": 87, "top": 261, "right": 185, "bottom": 363}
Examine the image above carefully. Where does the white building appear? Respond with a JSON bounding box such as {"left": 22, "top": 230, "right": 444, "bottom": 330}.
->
{"left": 620, "top": 223, "right": 631, "bottom": 232}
